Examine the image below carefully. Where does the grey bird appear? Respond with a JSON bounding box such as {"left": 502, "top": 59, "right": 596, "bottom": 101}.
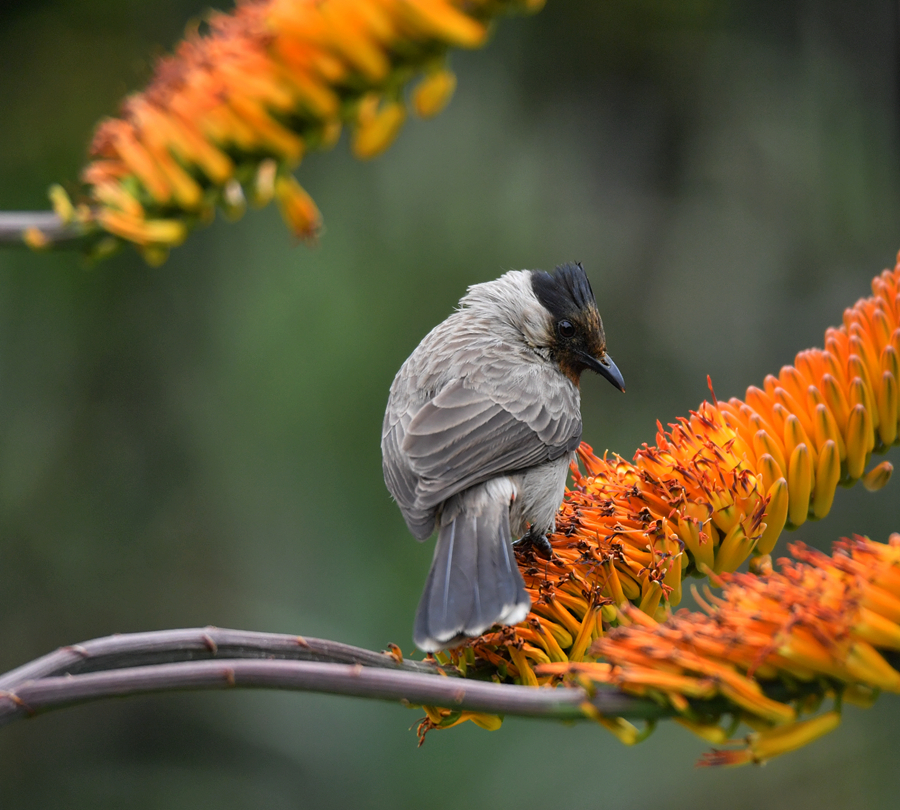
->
{"left": 382, "top": 262, "right": 625, "bottom": 651}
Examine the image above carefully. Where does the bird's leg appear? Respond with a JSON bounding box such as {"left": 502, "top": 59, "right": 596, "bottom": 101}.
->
{"left": 516, "top": 526, "right": 553, "bottom": 558}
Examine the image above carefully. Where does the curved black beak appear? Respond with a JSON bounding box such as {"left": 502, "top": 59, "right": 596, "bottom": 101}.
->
{"left": 580, "top": 351, "right": 626, "bottom": 392}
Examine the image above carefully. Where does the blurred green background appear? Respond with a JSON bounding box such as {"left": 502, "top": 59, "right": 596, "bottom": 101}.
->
{"left": 1, "top": 0, "right": 899, "bottom": 806}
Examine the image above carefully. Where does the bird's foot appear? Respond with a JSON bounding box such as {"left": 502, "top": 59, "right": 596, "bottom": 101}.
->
{"left": 516, "top": 528, "right": 553, "bottom": 559}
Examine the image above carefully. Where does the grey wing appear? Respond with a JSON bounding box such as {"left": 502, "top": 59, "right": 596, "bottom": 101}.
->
{"left": 401, "top": 371, "right": 582, "bottom": 515}
{"left": 383, "top": 399, "right": 429, "bottom": 534}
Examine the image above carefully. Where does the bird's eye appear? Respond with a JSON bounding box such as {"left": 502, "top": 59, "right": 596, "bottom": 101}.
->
{"left": 557, "top": 320, "right": 576, "bottom": 338}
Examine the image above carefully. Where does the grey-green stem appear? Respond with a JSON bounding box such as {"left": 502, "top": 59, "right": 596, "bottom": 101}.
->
{"left": 0, "top": 211, "right": 87, "bottom": 246}
{"left": 0, "top": 627, "right": 657, "bottom": 729}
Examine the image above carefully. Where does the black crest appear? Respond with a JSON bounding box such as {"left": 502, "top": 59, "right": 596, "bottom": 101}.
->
{"left": 530, "top": 262, "right": 597, "bottom": 320}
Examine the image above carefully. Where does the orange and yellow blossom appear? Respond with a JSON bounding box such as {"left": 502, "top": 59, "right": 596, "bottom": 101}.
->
{"left": 419, "top": 258, "right": 900, "bottom": 763}
{"left": 46, "top": 0, "right": 546, "bottom": 261}
{"left": 540, "top": 536, "right": 900, "bottom": 765}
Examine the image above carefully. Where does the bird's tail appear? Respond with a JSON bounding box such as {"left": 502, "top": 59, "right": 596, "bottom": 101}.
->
{"left": 413, "top": 485, "right": 531, "bottom": 652}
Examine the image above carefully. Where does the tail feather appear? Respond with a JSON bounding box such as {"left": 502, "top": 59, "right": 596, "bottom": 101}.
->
{"left": 413, "top": 494, "right": 530, "bottom": 651}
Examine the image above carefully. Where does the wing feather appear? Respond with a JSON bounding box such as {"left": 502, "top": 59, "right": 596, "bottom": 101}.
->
{"left": 402, "top": 376, "right": 581, "bottom": 512}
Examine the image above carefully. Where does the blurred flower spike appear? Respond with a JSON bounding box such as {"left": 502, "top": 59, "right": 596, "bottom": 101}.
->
{"left": 46, "top": 0, "right": 545, "bottom": 263}
{"left": 420, "top": 257, "right": 900, "bottom": 763}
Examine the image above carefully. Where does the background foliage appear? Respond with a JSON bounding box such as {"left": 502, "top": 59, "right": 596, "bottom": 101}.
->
{"left": 1, "top": 0, "right": 899, "bottom": 806}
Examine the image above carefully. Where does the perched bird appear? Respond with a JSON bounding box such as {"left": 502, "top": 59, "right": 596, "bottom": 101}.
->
{"left": 382, "top": 262, "right": 625, "bottom": 651}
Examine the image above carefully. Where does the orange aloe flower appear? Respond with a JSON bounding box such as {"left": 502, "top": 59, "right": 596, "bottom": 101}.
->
{"left": 538, "top": 536, "right": 900, "bottom": 765}
{"left": 419, "top": 256, "right": 900, "bottom": 762}
{"left": 42, "top": 0, "right": 545, "bottom": 262}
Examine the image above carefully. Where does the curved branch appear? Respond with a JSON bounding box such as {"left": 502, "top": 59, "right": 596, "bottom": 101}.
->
{"left": 0, "top": 627, "right": 444, "bottom": 689}
{"left": 0, "top": 211, "right": 87, "bottom": 247}
{"left": 0, "top": 658, "right": 656, "bottom": 729}
{"left": 0, "top": 627, "right": 659, "bottom": 730}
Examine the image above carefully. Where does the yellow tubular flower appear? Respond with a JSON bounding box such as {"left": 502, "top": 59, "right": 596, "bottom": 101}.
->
{"left": 351, "top": 95, "right": 408, "bottom": 159}
{"left": 56, "top": 0, "right": 546, "bottom": 261}
{"left": 699, "top": 712, "right": 842, "bottom": 767}
{"left": 863, "top": 460, "right": 893, "bottom": 492}
{"left": 412, "top": 67, "right": 458, "bottom": 118}
{"left": 274, "top": 175, "right": 322, "bottom": 242}
{"left": 23, "top": 228, "right": 50, "bottom": 250}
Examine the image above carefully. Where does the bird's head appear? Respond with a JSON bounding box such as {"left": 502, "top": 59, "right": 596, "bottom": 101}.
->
{"left": 530, "top": 262, "right": 625, "bottom": 391}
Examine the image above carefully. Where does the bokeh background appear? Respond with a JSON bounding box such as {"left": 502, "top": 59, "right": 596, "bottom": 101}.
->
{"left": 1, "top": 0, "right": 899, "bottom": 806}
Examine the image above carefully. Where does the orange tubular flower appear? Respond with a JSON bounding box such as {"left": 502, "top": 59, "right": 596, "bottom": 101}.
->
{"left": 44, "top": 0, "right": 546, "bottom": 261}
{"left": 540, "top": 536, "right": 900, "bottom": 765}
{"left": 419, "top": 257, "right": 900, "bottom": 763}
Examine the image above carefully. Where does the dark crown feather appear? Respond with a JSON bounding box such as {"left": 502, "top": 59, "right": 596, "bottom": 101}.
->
{"left": 530, "top": 262, "right": 597, "bottom": 320}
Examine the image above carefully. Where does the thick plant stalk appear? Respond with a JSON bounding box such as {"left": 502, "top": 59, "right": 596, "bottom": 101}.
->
{"left": 0, "top": 627, "right": 656, "bottom": 732}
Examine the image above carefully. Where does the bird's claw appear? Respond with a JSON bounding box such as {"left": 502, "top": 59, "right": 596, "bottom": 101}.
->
{"left": 517, "top": 529, "right": 553, "bottom": 558}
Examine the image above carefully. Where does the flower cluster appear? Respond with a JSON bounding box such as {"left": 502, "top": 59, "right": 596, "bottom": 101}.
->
{"left": 542, "top": 535, "right": 900, "bottom": 765}
{"left": 420, "top": 258, "right": 900, "bottom": 760}
{"left": 47, "top": 0, "right": 544, "bottom": 263}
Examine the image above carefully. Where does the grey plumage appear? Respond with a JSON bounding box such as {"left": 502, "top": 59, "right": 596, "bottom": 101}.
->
{"left": 413, "top": 478, "right": 524, "bottom": 649}
{"left": 382, "top": 263, "right": 624, "bottom": 651}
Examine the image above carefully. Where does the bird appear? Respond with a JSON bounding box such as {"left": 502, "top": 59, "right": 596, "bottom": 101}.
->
{"left": 381, "top": 262, "right": 625, "bottom": 651}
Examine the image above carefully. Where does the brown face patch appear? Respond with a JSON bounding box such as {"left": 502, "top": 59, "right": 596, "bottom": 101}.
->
{"left": 556, "top": 355, "right": 586, "bottom": 386}
{"left": 552, "top": 304, "right": 607, "bottom": 385}
{"left": 530, "top": 263, "right": 611, "bottom": 385}
{"left": 580, "top": 306, "right": 606, "bottom": 357}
